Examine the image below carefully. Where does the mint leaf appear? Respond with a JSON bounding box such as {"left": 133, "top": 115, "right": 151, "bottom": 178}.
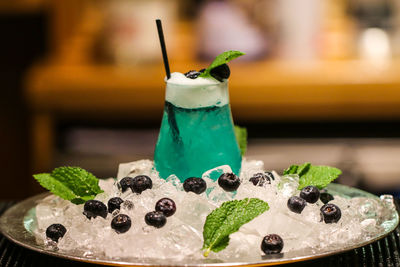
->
{"left": 297, "top": 162, "right": 311, "bottom": 177}
{"left": 283, "top": 163, "right": 342, "bottom": 189}
{"left": 202, "top": 198, "right": 269, "bottom": 257}
{"left": 234, "top": 125, "right": 247, "bottom": 156}
{"left": 283, "top": 165, "right": 298, "bottom": 175}
{"left": 199, "top": 50, "right": 245, "bottom": 78}
{"left": 33, "top": 167, "right": 104, "bottom": 205}
{"left": 33, "top": 173, "right": 79, "bottom": 200}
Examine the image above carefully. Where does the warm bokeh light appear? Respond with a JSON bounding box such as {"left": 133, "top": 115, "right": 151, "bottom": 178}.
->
{"left": 1, "top": 0, "right": 400, "bottom": 199}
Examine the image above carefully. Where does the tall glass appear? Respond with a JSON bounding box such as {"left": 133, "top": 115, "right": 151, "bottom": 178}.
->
{"left": 154, "top": 78, "right": 242, "bottom": 181}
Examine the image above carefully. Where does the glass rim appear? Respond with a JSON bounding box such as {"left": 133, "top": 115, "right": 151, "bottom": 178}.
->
{"left": 164, "top": 78, "right": 228, "bottom": 87}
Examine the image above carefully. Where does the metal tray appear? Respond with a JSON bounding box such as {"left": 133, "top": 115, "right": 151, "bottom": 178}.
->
{"left": 0, "top": 184, "right": 398, "bottom": 266}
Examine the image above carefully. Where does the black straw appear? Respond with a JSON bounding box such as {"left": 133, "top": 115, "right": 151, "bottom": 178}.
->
{"left": 156, "top": 19, "right": 171, "bottom": 79}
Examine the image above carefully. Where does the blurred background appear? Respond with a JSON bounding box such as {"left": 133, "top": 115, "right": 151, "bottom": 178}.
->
{"left": 1, "top": 0, "right": 400, "bottom": 200}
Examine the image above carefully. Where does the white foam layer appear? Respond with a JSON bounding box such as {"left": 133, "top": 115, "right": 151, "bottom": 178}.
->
{"left": 165, "top": 72, "right": 229, "bottom": 109}
{"left": 166, "top": 72, "right": 220, "bottom": 86}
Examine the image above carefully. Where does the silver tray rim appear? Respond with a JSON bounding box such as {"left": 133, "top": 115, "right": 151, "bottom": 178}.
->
{"left": 0, "top": 183, "right": 398, "bottom": 267}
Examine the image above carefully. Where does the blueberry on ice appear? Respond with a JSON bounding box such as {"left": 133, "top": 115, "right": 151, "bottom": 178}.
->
{"left": 320, "top": 191, "right": 334, "bottom": 204}
{"left": 300, "top": 186, "right": 320, "bottom": 203}
{"left": 108, "top": 197, "right": 124, "bottom": 213}
{"left": 261, "top": 234, "right": 284, "bottom": 254}
{"left": 249, "top": 172, "right": 274, "bottom": 186}
{"left": 183, "top": 177, "right": 207, "bottom": 194}
{"left": 46, "top": 224, "right": 67, "bottom": 242}
{"left": 218, "top": 173, "right": 240, "bottom": 192}
{"left": 132, "top": 175, "right": 152, "bottom": 194}
{"left": 83, "top": 200, "right": 107, "bottom": 219}
{"left": 287, "top": 196, "right": 306, "bottom": 214}
{"left": 320, "top": 203, "right": 341, "bottom": 223}
{"left": 155, "top": 198, "right": 176, "bottom": 217}
{"left": 145, "top": 211, "right": 167, "bottom": 228}
{"left": 210, "top": 64, "right": 230, "bottom": 81}
{"left": 118, "top": 177, "right": 134, "bottom": 193}
{"left": 265, "top": 171, "right": 275, "bottom": 180}
{"left": 111, "top": 214, "right": 132, "bottom": 234}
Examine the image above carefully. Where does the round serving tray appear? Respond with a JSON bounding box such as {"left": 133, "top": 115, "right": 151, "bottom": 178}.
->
{"left": 0, "top": 184, "right": 398, "bottom": 266}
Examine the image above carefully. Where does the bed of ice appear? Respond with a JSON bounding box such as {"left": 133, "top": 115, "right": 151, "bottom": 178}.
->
{"left": 33, "top": 159, "right": 397, "bottom": 262}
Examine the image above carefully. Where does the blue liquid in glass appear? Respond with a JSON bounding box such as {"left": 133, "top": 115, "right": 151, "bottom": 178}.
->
{"left": 154, "top": 101, "right": 242, "bottom": 181}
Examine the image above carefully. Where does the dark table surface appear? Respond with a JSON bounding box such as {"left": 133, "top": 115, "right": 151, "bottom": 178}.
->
{"left": 0, "top": 200, "right": 399, "bottom": 267}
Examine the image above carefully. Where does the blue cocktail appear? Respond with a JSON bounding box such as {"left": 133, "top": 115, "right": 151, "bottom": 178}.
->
{"left": 154, "top": 73, "right": 242, "bottom": 181}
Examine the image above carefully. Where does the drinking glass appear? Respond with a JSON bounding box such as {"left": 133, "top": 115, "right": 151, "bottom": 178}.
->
{"left": 154, "top": 79, "right": 242, "bottom": 181}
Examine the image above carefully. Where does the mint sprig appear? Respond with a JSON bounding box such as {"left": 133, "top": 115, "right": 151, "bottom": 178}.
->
{"left": 199, "top": 50, "right": 245, "bottom": 78}
{"left": 33, "top": 167, "right": 104, "bottom": 204}
{"left": 283, "top": 163, "right": 342, "bottom": 190}
{"left": 202, "top": 198, "right": 269, "bottom": 257}
{"left": 234, "top": 125, "right": 247, "bottom": 156}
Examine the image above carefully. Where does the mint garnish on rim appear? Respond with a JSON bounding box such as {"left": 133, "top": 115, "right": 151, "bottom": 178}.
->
{"left": 283, "top": 163, "right": 342, "bottom": 190}
{"left": 199, "top": 50, "right": 245, "bottom": 78}
{"left": 33, "top": 167, "right": 104, "bottom": 204}
{"left": 202, "top": 198, "right": 269, "bottom": 257}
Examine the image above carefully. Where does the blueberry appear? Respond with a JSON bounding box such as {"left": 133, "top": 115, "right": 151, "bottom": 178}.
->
{"left": 320, "top": 191, "right": 334, "bottom": 204}
{"left": 300, "top": 186, "right": 320, "bottom": 204}
{"left": 132, "top": 175, "right": 152, "bottom": 194}
{"left": 183, "top": 177, "right": 207, "bottom": 194}
{"left": 320, "top": 203, "right": 341, "bottom": 223}
{"left": 218, "top": 173, "right": 240, "bottom": 192}
{"left": 119, "top": 177, "right": 134, "bottom": 192}
{"left": 287, "top": 196, "right": 306, "bottom": 214}
{"left": 261, "top": 234, "right": 284, "bottom": 254}
{"left": 155, "top": 198, "right": 176, "bottom": 217}
{"left": 83, "top": 200, "right": 107, "bottom": 219}
{"left": 145, "top": 211, "right": 167, "bottom": 228}
{"left": 111, "top": 214, "right": 132, "bottom": 234}
{"left": 46, "top": 224, "right": 67, "bottom": 242}
{"left": 184, "top": 70, "right": 202, "bottom": 79}
{"left": 249, "top": 172, "right": 274, "bottom": 186}
{"left": 108, "top": 197, "right": 124, "bottom": 213}
{"left": 210, "top": 64, "right": 230, "bottom": 82}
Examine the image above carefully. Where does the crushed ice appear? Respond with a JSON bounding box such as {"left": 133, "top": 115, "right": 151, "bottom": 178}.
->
{"left": 33, "top": 159, "right": 397, "bottom": 261}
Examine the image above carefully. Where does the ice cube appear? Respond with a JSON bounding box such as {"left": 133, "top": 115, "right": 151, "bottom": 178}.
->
{"left": 202, "top": 165, "right": 232, "bottom": 180}
{"left": 117, "top": 159, "right": 153, "bottom": 179}
{"left": 239, "top": 159, "right": 265, "bottom": 179}
{"left": 277, "top": 174, "right": 300, "bottom": 197}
